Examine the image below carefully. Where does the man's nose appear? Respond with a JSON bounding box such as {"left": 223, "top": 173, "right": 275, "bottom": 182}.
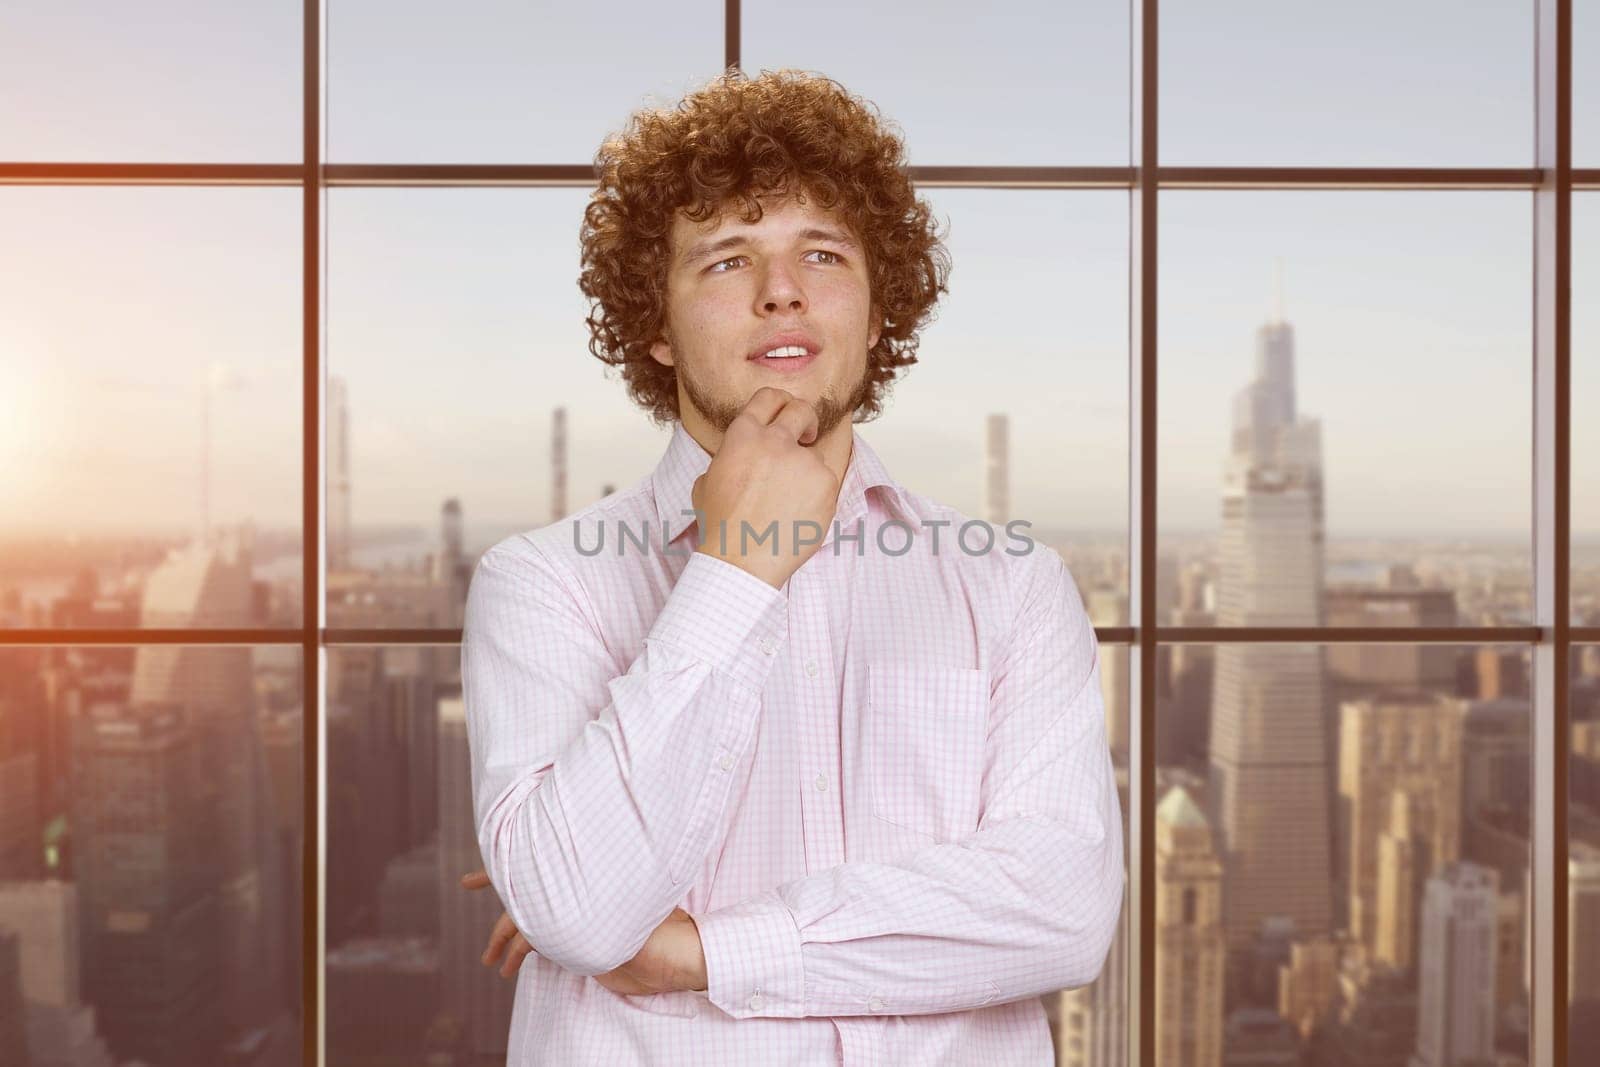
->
{"left": 757, "top": 261, "right": 807, "bottom": 314}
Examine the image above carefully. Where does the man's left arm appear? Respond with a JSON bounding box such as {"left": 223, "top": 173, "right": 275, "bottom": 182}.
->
{"left": 685, "top": 551, "right": 1126, "bottom": 1019}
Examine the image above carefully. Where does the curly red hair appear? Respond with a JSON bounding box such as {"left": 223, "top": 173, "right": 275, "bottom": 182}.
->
{"left": 578, "top": 68, "right": 952, "bottom": 427}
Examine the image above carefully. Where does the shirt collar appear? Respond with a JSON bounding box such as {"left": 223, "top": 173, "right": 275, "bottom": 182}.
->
{"left": 651, "top": 420, "right": 912, "bottom": 544}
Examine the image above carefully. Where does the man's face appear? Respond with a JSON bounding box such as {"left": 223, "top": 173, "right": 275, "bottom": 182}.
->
{"left": 649, "top": 192, "right": 882, "bottom": 440}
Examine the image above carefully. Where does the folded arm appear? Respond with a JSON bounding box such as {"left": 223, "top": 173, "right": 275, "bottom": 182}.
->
{"left": 687, "top": 551, "right": 1126, "bottom": 1018}
{"left": 462, "top": 540, "right": 788, "bottom": 976}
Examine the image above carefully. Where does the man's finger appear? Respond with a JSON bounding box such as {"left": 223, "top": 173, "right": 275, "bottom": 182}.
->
{"left": 460, "top": 869, "right": 491, "bottom": 891}
{"left": 500, "top": 935, "right": 535, "bottom": 978}
{"left": 735, "top": 386, "right": 796, "bottom": 427}
{"left": 481, "top": 912, "right": 518, "bottom": 965}
{"left": 770, "top": 395, "right": 819, "bottom": 445}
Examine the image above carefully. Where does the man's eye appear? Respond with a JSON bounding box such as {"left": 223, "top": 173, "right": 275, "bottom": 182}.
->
{"left": 708, "top": 251, "right": 843, "bottom": 273}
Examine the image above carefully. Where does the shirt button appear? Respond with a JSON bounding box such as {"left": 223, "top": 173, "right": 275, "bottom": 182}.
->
{"left": 804, "top": 659, "right": 818, "bottom": 677}
{"left": 868, "top": 996, "right": 885, "bottom": 1012}
{"left": 758, "top": 636, "right": 776, "bottom": 655}
{"left": 749, "top": 991, "right": 765, "bottom": 1011}
{"left": 719, "top": 753, "right": 735, "bottom": 770}
{"left": 814, "top": 773, "right": 828, "bottom": 791}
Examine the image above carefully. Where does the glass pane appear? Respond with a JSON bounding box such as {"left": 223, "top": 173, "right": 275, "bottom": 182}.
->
{"left": 1574, "top": 646, "right": 1600, "bottom": 1048}
{"left": 1158, "top": 192, "right": 1531, "bottom": 625}
{"left": 326, "top": 187, "right": 662, "bottom": 630}
{"left": 326, "top": 0, "right": 721, "bottom": 163}
{"left": 0, "top": 645, "right": 304, "bottom": 1064}
{"left": 1048, "top": 644, "right": 1130, "bottom": 1067}
{"left": 743, "top": 0, "right": 1129, "bottom": 166}
{"left": 0, "top": 189, "right": 304, "bottom": 629}
{"left": 1156, "top": 642, "right": 1531, "bottom": 1065}
{"left": 1577, "top": 195, "right": 1599, "bottom": 625}
{"left": 1162, "top": 1, "right": 1533, "bottom": 167}
{"left": 325, "top": 644, "right": 504, "bottom": 1062}
{"left": 870, "top": 190, "right": 1129, "bottom": 622}
{"left": 0, "top": 3, "right": 301, "bottom": 163}
{"left": 1579, "top": 0, "right": 1600, "bottom": 167}
{"left": 327, "top": 188, "right": 1129, "bottom": 626}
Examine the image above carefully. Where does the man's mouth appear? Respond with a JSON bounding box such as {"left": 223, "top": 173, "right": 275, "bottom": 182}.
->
{"left": 750, "top": 345, "right": 819, "bottom": 372}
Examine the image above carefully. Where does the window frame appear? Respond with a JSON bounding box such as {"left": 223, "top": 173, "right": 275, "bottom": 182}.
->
{"left": 0, "top": 2, "right": 1591, "bottom": 1065}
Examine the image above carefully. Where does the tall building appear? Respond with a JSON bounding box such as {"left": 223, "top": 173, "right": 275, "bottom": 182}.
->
{"left": 1054, "top": 767, "right": 1129, "bottom": 1067}
{"left": 437, "top": 694, "right": 515, "bottom": 1063}
{"left": 0, "top": 880, "right": 116, "bottom": 1067}
{"left": 1276, "top": 934, "right": 1339, "bottom": 1040}
{"left": 985, "top": 413, "right": 1009, "bottom": 526}
{"left": 1411, "top": 862, "right": 1498, "bottom": 1067}
{"left": 0, "top": 746, "right": 41, "bottom": 879}
{"left": 1088, "top": 590, "right": 1130, "bottom": 759}
{"left": 1573, "top": 846, "right": 1600, "bottom": 1046}
{"left": 1337, "top": 693, "right": 1463, "bottom": 965}
{"left": 1324, "top": 582, "right": 1456, "bottom": 686}
{"left": 1156, "top": 786, "right": 1225, "bottom": 1067}
{"left": 552, "top": 405, "right": 569, "bottom": 523}
{"left": 71, "top": 703, "right": 222, "bottom": 1065}
{"left": 1208, "top": 314, "right": 1333, "bottom": 987}
{"left": 127, "top": 529, "right": 289, "bottom": 1045}
{"left": 1573, "top": 846, "right": 1600, "bottom": 1003}
{"left": 329, "top": 374, "right": 353, "bottom": 571}
{"left": 0, "top": 930, "right": 29, "bottom": 1067}
{"left": 435, "top": 497, "right": 469, "bottom": 632}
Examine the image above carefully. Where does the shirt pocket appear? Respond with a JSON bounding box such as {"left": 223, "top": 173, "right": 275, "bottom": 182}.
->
{"left": 864, "top": 662, "right": 990, "bottom": 841}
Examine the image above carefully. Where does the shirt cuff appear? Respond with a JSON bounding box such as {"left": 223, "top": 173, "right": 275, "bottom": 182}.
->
{"left": 689, "top": 889, "right": 806, "bottom": 1019}
{"left": 647, "top": 550, "right": 789, "bottom": 694}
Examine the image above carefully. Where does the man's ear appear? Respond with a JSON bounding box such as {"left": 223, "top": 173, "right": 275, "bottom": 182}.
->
{"left": 867, "top": 306, "right": 883, "bottom": 352}
{"left": 649, "top": 329, "right": 675, "bottom": 368}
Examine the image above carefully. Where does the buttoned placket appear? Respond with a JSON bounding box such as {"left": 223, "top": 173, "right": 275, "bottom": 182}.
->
{"left": 790, "top": 550, "right": 846, "bottom": 878}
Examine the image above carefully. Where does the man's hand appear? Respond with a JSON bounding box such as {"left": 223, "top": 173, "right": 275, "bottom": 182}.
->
{"left": 692, "top": 387, "right": 841, "bottom": 589}
{"left": 460, "top": 870, "right": 707, "bottom": 994}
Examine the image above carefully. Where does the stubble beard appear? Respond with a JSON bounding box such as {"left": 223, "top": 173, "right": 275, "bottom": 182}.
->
{"left": 677, "top": 348, "right": 873, "bottom": 441}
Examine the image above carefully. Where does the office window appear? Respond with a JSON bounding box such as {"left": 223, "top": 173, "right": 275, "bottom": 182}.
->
{"left": 0, "top": 646, "right": 304, "bottom": 1064}
{"left": 0, "top": 2, "right": 302, "bottom": 163}
{"left": 1162, "top": 1, "right": 1533, "bottom": 166}
{"left": 0, "top": 4, "right": 1587, "bottom": 1066}
{"left": 0, "top": 188, "right": 303, "bottom": 630}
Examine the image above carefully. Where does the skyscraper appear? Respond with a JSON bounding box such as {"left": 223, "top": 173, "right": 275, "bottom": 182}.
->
{"left": 1156, "top": 785, "right": 1225, "bottom": 1067}
{"left": 329, "top": 374, "right": 353, "bottom": 571}
{"left": 1088, "top": 591, "right": 1130, "bottom": 758}
{"left": 71, "top": 703, "right": 222, "bottom": 1065}
{"left": 0, "top": 880, "right": 116, "bottom": 1067}
{"left": 1207, "top": 314, "right": 1333, "bottom": 990}
{"left": 1572, "top": 846, "right": 1600, "bottom": 1011}
{"left": 127, "top": 529, "right": 289, "bottom": 1044}
{"left": 0, "top": 930, "right": 28, "bottom": 1067}
{"left": 1412, "top": 862, "right": 1498, "bottom": 1067}
{"left": 1054, "top": 768, "right": 1129, "bottom": 1067}
{"left": 985, "top": 413, "right": 1009, "bottom": 526}
{"left": 437, "top": 694, "right": 515, "bottom": 1062}
{"left": 552, "top": 405, "right": 569, "bottom": 523}
{"left": 1337, "top": 693, "right": 1464, "bottom": 966}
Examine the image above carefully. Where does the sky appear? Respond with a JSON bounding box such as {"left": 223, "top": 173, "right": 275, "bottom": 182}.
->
{"left": 0, "top": 0, "right": 1596, "bottom": 542}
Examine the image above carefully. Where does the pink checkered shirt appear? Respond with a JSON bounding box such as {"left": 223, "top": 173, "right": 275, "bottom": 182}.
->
{"left": 461, "top": 421, "right": 1124, "bottom": 1065}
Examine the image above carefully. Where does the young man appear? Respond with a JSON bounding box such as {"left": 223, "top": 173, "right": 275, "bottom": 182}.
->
{"left": 459, "top": 68, "right": 1123, "bottom": 1065}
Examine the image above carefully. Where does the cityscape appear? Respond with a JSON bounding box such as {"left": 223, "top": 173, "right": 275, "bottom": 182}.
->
{"left": 2, "top": 302, "right": 1599, "bottom": 1066}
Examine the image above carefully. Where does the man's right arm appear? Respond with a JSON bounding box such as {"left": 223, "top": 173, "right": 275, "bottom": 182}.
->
{"left": 461, "top": 539, "right": 787, "bottom": 976}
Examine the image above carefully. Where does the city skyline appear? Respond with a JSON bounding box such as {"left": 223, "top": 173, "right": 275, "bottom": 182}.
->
{"left": 1, "top": 187, "right": 1594, "bottom": 539}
